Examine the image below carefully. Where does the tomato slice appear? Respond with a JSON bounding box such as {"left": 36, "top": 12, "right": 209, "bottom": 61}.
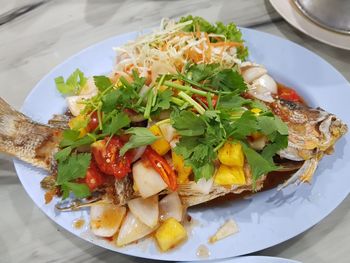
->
{"left": 92, "top": 136, "right": 133, "bottom": 179}
{"left": 87, "top": 111, "right": 99, "bottom": 132}
{"left": 85, "top": 161, "right": 104, "bottom": 190}
{"left": 143, "top": 146, "right": 178, "bottom": 191}
{"left": 278, "top": 85, "right": 302, "bottom": 103}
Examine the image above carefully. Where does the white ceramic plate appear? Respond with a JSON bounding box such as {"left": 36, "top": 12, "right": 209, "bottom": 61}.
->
{"left": 14, "top": 28, "right": 350, "bottom": 261}
{"left": 270, "top": 0, "right": 350, "bottom": 50}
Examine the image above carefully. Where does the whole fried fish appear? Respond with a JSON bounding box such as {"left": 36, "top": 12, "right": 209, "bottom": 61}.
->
{"left": 0, "top": 96, "right": 347, "bottom": 208}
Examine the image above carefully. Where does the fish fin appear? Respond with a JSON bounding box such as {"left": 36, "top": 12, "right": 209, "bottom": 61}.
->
{"left": 0, "top": 97, "right": 61, "bottom": 170}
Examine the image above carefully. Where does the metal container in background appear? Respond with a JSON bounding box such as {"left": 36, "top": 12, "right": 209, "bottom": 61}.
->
{"left": 294, "top": 0, "right": 350, "bottom": 34}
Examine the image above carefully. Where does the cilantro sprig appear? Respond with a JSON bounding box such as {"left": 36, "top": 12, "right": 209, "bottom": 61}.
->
{"left": 55, "top": 69, "right": 87, "bottom": 96}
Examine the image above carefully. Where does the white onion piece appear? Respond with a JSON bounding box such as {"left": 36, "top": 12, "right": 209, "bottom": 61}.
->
{"left": 209, "top": 219, "right": 239, "bottom": 243}
{"left": 131, "top": 146, "right": 146, "bottom": 163}
{"left": 116, "top": 211, "right": 155, "bottom": 246}
{"left": 132, "top": 160, "right": 167, "bottom": 198}
{"left": 159, "top": 192, "right": 183, "bottom": 222}
{"left": 66, "top": 94, "right": 95, "bottom": 116}
{"left": 241, "top": 66, "right": 267, "bottom": 83}
{"left": 253, "top": 74, "right": 277, "bottom": 94}
{"left": 158, "top": 122, "right": 177, "bottom": 142}
{"left": 248, "top": 74, "right": 277, "bottom": 102}
{"left": 90, "top": 204, "right": 126, "bottom": 237}
{"left": 80, "top": 77, "right": 98, "bottom": 96}
{"left": 128, "top": 195, "right": 159, "bottom": 228}
{"left": 191, "top": 178, "right": 214, "bottom": 195}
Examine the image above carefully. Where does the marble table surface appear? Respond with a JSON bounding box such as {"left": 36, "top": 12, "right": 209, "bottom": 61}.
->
{"left": 0, "top": 0, "right": 349, "bottom": 262}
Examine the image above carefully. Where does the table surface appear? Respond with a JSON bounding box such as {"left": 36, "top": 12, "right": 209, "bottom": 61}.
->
{"left": 0, "top": 1, "right": 349, "bottom": 262}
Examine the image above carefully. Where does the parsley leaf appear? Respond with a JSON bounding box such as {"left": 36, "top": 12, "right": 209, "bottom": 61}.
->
{"left": 55, "top": 69, "right": 87, "bottom": 95}
{"left": 56, "top": 153, "right": 91, "bottom": 185}
{"left": 119, "top": 127, "right": 158, "bottom": 155}
{"left": 94, "top": 75, "right": 112, "bottom": 92}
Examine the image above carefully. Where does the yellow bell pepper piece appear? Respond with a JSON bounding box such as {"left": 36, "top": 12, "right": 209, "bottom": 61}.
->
{"left": 68, "top": 115, "right": 87, "bottom": 138}
{"left": 218, "top": 141, "right": 244, "bottom": 167}
{"left": 149, "top": 125, "right": 171, "bottom": 155}
{"left": 251, "top": 108, "right": 262, "bottom": 115}
{"left": 172, "top": 151, "right": 192, "bottom": 184}
{"left": 155, "top": 218, "right": 187, "bottom": 251}
{"left": 214, "top": 165, "right": 246, "bottom": 186}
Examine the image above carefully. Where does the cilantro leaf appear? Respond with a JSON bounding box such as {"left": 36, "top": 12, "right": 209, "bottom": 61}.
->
{"left": 54, "top": 146, "right": 72, "bottom": 162}
{"left": 186, "top": 63, "right": 220, "bottom": 82}
{"left": 261, "top": 132, "right": 288, "bottom": 162}
{"left": 171, "top": 111, "right": 206, "bottom": 136}
{"left": 257, "top": 116, "right": 288, "bottom": 136}
{"left": 59, "top": 130, "right": 81, "bottom": 147}
{"left": 209, "top": 69, "right": 247, "bottom": 92}
{"left": 119, "top": 127, "right": 158, "bottom": 155}
{"left": 60, "top": 129, "right": 96, "bottom": 149}
{"left": 103, "top": 111, "right": 130, "bottom": 135}
{"left": 152, "top": 89, "right": 173, "bottom": 113}
{"left": 230, "top": 111, "right": 258, "bottom": 139}
{"left": 173, "top": 137, "right": 201, "bottom": 159}
{"left": 193, "top": 162, "right": 215, "bottom": 181}
{"left": 101, "top": 89, "right": 119, "bottom": 112}
{"left": 56, "top": 153, "right": 91, "bottom": 185}
{"left": 217, "top": 94, "right": 251, "bottom": 110}
{"left": 94, "top": 75, "right": 112, "bottom": 92}
{"left": 55, "top": 69, "right": 87, "bottom": 96}
{"left": 240, "top": 143, "right": 277, "bottom": 182}
{"left": 61, "top": 182, "right": 90, "bottom": 199}
{"left": 185, "top": 64, "right": 247, "bottom": 93}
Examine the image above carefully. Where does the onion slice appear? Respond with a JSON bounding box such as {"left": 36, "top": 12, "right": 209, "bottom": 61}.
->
{"left": 128, "top": 195, "right": 159, "bottom": 228}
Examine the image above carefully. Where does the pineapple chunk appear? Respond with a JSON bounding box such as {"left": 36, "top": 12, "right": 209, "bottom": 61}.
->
{"left": 149, "top": 125, "right": 171, "bottom": 155}
{"left": 172, "top": 151, "right": 192, "bottom": 183}
{"left": 214, "top": 165, "right": 246, "bottom": 186}
{"left": 155, "top": 218, "right": 187, "bottom": 251}
{"left": 218, "top": 141, "right": 244, "bottom": 167}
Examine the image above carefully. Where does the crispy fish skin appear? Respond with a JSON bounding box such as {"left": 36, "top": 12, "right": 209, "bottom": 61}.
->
{"left": 0, "top": 98, "right": 61, "bottom": 171}
{"left": 270, "top": 99, "right": 348, "bottom": 161}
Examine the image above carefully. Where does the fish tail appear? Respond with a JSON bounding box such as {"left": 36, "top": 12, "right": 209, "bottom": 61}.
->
{"left": 0, "top": 97, "right": 61, "bottom": 170}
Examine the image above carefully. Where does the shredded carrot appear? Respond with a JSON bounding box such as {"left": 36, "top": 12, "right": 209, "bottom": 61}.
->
{"left": 210, "top": 41, "right": 243, "bottom": 47}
